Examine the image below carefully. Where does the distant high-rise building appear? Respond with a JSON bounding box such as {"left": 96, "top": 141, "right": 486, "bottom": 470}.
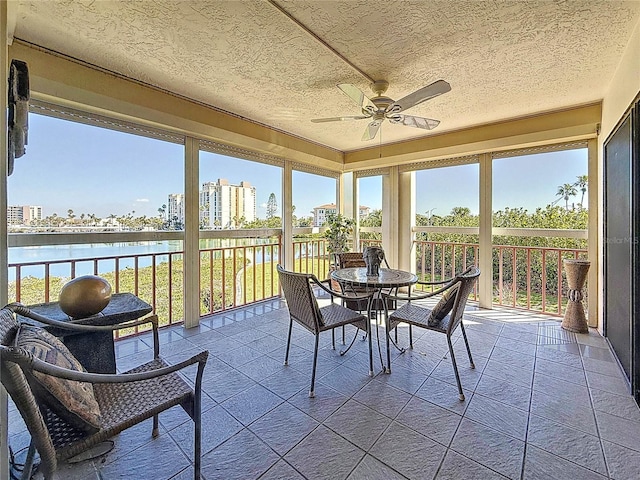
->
{"left": 7, "top": 205, "right": 42, "bottom": 225}
{"left": 312, "top": 204, "right": 370, "bottom": 227}
{"left": 167, "top": 193, "right": 185, "bottom": 229}
{"left": 193, "top": 179, "right": 256, "bottom": 229}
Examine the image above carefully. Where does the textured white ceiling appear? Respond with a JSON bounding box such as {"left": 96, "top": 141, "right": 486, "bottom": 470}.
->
{"left": 11, "top": 0, "right": 640, "bottom": 152}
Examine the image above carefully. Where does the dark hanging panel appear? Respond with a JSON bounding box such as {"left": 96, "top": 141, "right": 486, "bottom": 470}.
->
{"left": 604, "top": 96, "right": 640, "bottom": 404}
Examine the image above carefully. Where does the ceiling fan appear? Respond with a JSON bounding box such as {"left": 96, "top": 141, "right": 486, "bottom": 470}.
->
{"left": 312, "top": 79, "right": 451, "bottom": 141}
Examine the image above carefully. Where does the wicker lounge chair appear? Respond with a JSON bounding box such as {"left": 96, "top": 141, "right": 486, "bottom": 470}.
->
{"left": 0, "top": 303, "right": 208, "bottom": 480}
{"left": 386, "top": 266, "right": 480, "bottom": 401}
{"left": 277, "top": 265, "right": 372, "bottom": 397}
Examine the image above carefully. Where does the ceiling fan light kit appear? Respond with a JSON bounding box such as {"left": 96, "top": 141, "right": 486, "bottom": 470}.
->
{"left": 312, "top": 79, "right": 451, "bottom": 141}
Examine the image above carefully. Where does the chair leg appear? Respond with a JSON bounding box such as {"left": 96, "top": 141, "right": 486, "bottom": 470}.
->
{"left": 309, "top": 334, "right": 320, "bottom": 397}
{"left": 284, "top": 318, "right": 293, "bottom": 366}
{"left": 460, "top": 322, "right": 475, "bottom": 368}
{"left": 447, "top": 335, "right": 465, "bottom": 401}
{"left": 367, "top": 297, "right": 374, "bottom": 376}
{"left": 332, "top": 328, "right": 336, "bottom": 350}
{"left": 194, "top": 420, "right": 202, "bottom": 480}
{"left": 19, "top": 441, "right": 36, "bottom": 480}
{"left": 387, "top": 326, "right": 406, "bottom": 354}
{"left": 194, "top": 359, "right": 205, "bottom": 480}
{"left": 340, "top": 328, "right": 361, "bottom": 356}
{"left": 385, "top": 321, "right": 392, "bottom": 373}
{"left": 383, "top": 298, "right": 391, "bottom": 373}
{"left": 342, "top": 325, "right": 346, "bottom": 345}
{"left": 409, "top": 325, "right": 413, "bottom": 349}
{"left": 152, "top": 414, "right": 159, "bottom": 437}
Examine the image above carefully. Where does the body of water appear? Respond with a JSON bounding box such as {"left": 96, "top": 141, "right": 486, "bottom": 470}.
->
{"left": 8, "top": 238, "right": 286, "bottom": 281}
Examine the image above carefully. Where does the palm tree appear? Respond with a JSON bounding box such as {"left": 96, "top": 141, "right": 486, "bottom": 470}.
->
{"left": 557, "top": 183, "right": 578, "bottom": 211}
{"left": 575, "top": 175, "right": 588, "bottom": 207}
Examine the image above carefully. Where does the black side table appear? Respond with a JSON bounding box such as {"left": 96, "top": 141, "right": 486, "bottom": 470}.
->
{"left": 20, "top": 293, "right": 152, "bottom": 373}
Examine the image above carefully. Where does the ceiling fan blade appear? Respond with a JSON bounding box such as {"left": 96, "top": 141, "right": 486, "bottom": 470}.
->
{"left": 337, "top": 84, "right": 377, "bottom": 114}
{"left": 311, "top": 115, "right": 370, "bottom": 123}
{"left": 386, "top": 80, "right": 451, "bottom": 114}
{"left": 387, "top": 114, "right": 440, "bottom": 130}
{"left": 362, "top": 120, "right": 382, "bottom": 141}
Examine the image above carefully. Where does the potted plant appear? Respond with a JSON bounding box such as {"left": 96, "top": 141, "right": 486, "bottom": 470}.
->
{"left": 323, "top": 213, "right": 355, "bottom": 270}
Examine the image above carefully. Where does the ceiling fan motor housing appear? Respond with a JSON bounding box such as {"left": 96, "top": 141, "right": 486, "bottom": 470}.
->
{"left": 312, "top": 79, "right": 450, "bottom": 140}
{"left": 364, "top": 96, "right": 394, "bottom": 116}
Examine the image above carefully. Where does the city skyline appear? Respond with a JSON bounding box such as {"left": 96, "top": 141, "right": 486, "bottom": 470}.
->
{"left": 8, "top": 113, "right": 588, "bottom": 223}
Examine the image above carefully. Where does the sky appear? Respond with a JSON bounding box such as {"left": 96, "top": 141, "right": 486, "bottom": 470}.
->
{"left": 8, "top": 113, "right": 588, "bottom": 220}
{"left": 415, "top": 149, "right": 588, "bottom": 216}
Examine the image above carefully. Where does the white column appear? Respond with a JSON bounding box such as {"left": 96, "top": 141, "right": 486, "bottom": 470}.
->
{"left": 340, "top": 171, "right": 356, "bottom": 246}
{"left": 478, "top": 154, "right": 493, "bottom": 309}
{"left": 382, "top": 167, "right": 400, "bottom": 268}
{"left": 183, "top": 137, "right": 200, "bottom": 328}
{"left": 282, "top": 160, "right": 293, "bottom": 269}
{"left": 398, "top": 171, "right": 415, "bottom": 272}
{"left": 587, "top": 138, "right": 599, "bottom": 328}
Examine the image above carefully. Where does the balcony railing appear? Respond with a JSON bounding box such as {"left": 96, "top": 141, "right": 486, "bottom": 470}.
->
{"left": 198, "top": 241, "right": 281, "bottom": 316}
{"left": 8, "top": 227, "right": 589, "bottom": 340}
{"left": 9, "top": 251, "right": 185, "bottom": 338}
{"left": 414, "top": 241, "right": 480, "bottom": 301}
{"left": 415, "top": 240, "right": 590, "bottom": 314}
{"left": 292, "top": 238, "right": 329, "bottom": 278}
{"left": 493, "top": 244, "right": 587, "bottom": 314}
{"left": 9, "top": 230, "right": 282, "bottom": 338}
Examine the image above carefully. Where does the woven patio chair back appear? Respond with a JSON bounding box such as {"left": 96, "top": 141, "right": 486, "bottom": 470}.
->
{"left": 447, "top": 266, "right": 481, "bottom": 334}
{"left": 337, "top": 251, "right": 390, "bottom": 269}
{"left": 0, "top": 306, "right": 59, "bottom": 478}
{"left": 277, "top": 265, "right": 323, "bottom": 332}
{"left": 336, "top": 252, "right": 366, "bottom": 269}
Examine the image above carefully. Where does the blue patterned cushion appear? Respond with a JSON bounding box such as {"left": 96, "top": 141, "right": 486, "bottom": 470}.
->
{"left": 14, "top": 324, "right": 102, "bottom": 433}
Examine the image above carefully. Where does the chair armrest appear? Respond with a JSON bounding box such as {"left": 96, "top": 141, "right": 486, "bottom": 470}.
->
{"left": 2, "top": 346, "right": 209, "bottom": 384}
{"left": 8, "top": 303, "right": 162, "bottom": 359}
{"left": 416, "top": 278, "right": 452, "bottom": 286}
{"left": 8, "top": 302, "right": 157, "bottom": 333}
{"left": 314, "top": 278, "right": 373, "bottom": 302}
{"left": 385, "top": 278, "right": 456, "bottom": 302}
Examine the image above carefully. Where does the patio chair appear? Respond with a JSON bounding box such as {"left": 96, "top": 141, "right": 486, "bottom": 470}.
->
{"left": 0, "top": 303, "right": 208, "bottom": 480}
{"left": 277, "top": 265, "right": 372, "bottom": 397}
{"left": 386, "top": 266, "right": 480, "bottom": 401}
{"left": 335, "top": 252, "right": 393, "bottom": 311}
{"left": 335, "top": 252, "right": 370, "bottom": 313}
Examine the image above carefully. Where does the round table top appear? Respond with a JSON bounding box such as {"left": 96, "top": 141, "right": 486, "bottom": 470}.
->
{"left": 331, "top": 267, "right": 418, "bottom": 288}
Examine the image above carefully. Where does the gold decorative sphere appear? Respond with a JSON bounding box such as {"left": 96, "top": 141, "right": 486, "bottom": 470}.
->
{"left": 59, "top": 275, "right": 112, "bottom": 318}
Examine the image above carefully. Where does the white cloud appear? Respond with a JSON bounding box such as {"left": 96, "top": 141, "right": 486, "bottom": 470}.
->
{"left": 135, "top": 198, "right": 150, "bottom": 203}
{"left": 259, "top": 203, "right": 268, "bottom": 209}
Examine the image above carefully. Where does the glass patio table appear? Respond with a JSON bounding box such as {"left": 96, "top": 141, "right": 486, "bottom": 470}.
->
{"left": 330, "top": 267, "right": 417, "bottom": 375}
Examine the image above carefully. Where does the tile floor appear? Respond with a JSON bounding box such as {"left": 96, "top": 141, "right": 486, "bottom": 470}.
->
{"left": 8, "top": 297, "right": 640, "bottom": 480}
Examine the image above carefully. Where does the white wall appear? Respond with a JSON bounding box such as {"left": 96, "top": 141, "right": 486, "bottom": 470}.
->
{"left": 601, "top": 18, "right": 640, "bottom": 140}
